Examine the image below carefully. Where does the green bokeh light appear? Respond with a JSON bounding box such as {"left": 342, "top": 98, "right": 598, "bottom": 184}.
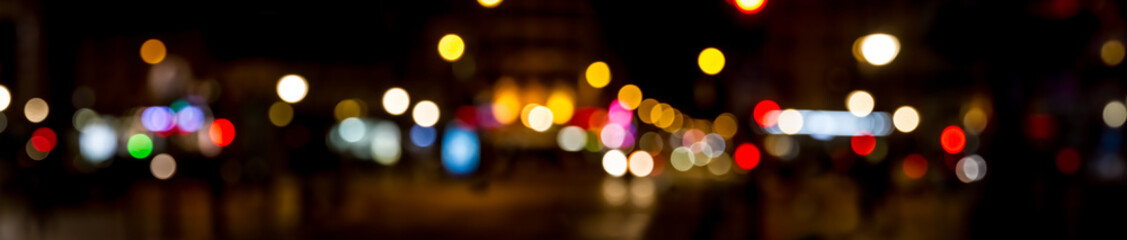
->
{"left": 127, "top": 134, "right": 153, "bottom": 159}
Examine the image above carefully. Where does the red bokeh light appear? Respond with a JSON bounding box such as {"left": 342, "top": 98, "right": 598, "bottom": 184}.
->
{"left": 1056, "top": 148, "right": 1080, "bottom": 175}
{"left": 902, "top": 154, "right": 927, "bottom": 179}
{"left": 732, "top": 0, "right": 766, "bottom": 14}
{"left": 940, "top": 126, "right": 965, "bottom": 154}
{"left": 209, "top": 118, "right": 236, "bottom": 147}
{"left": 734, "top": 143, "right": 761, "bottom": 170}
{"left": 456, "top": 105, "right": 477, "bottom": 129}
{"left": 752, "top": 100, "right": 780, "bottom": 127}
{"left": 850, "top": 133, "right": 876, "bottom": 156}
{"left": 31, "top": 127, "right": 57, "bottom": 152}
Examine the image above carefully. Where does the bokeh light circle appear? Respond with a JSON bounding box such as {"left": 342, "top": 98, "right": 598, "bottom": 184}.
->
{"left": 600, "top": 123, "right": 627, "bottom": 149}
{"left": 776, "top": 109, "right": 803, "bottom": 134}
{"left": 80, "top": 123, "right": 117, "bottom": 164}
{"left": 24, "top": 98, "right": 49, "bottom": 123}
{"left": 413, "top": 100, "right": 440, "bottom": 127}
{"left": 176, "top": 106, "right": 204, "bottom": 132}
{"left": 628, "top": 151, "right": 654, "bottom": 177}
{"left": 0, "top": 85, "right": 10, "bottom": 112}
{"left": 670, "top": 147, "right": 695, "bottom": 172}
{"left": 617, "top": 84, "right": 643, "bottom": 110}
{"left": 698, "top": 47, "right": 726, "bottom": 75}
{"left": 940, "top": 126, "right": 965, "bottom": 154}
{"left": 382, "top": 88, "right": 410, "bottom": 116}
{"left": 1102, "top": 39, "right": 1125, "bottom": 67}
{"left": 127, "top": 134, "right": 154, "bottom": 159}
{"left": 268, "top": 101, "right": 294, "bottom": 127}
{"left": 955, "top": 154, "right": 987, "bottom": 183}
{"left": 140, "top": 39, "right": 167, "bottom": 64}
{"left": 902, "top": 154, "right": 927, "bottom": 179}
{"left": 753, "top": 100, "right": 780, "bottom": 127}
{"left": 602, "top": 150, "right": 628, "bottom": 177}
{"left": 585, "top": 61, "right": 611, "bottom": 88}
{"left": 142, "top": 106, "right": 176, "bottom": 132}
{"left": 1103, "top": 101, "right": 1127, "bottom": 128}
{"left": 339, "top": 117, "right": 367, "bottom": 143}
{"left": 276, "top": 74, "right": 309, "bottom": 104}
{"left": 735, "top": 0, "right": 766, "bottom": 14}
{"left": 209, "top": 118, "right": 236, "bottom": 147}
{"left": 856, "top": 33, "right": 900, "bottom": 66}
{"left": 527, "top": 106, "right": 554, "bottom": 132}
{"left": 846, "top": 90, "right": 874, "bottom": 117}
{"left": 372, "top": 121, "right": 402, "bottom": 165}
{"left": 892, "top": 106, "right": 919, "bottom": 133}
{"left": 31, "top": 127, "right": 57, "bottom": 152}
{"left": 441, "top": 126, "right": 481, "bottom": 175}
{"left": 557, "top": 126, "right": 588, "bottom": 152}
{"left": 150, "top": 153, "right": 176, "bottom": 180}
{"left": 410, "top": 124, "right": 436, "bottom": 147}
{"left": 734, "top": 143, "right": 760, "bottom": 171}
{"left": 851, "top": 133, "right": 876, "bottom": 156}
{"left": 438, "top": 34, "right": 465, "bottom": 62}
{"left": 478, "top": 0, "right": 502, "bottom": 8}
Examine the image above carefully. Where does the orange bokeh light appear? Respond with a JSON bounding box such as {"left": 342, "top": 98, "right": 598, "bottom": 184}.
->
{"left": 902, "top": 154, "right": 927, "bottom": 179}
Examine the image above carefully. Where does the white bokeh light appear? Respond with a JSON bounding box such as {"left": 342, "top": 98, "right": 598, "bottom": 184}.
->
{"left": 892, "top": 106, "right": 920, "bottom": 133}
{"left": 602, "top": 150, "right": 628, "bottom": 177}
{"left": 382, "top": 88, "right": 410, "bottom": 116}
{"left": 557, "top": 126, "right": 587, "bottom": 152}
{"left": 276, "top": 74, "right": 309, "bottom": 103}
{"left": 859, "top": 33, "right": 900, "bottom": 66}
{"left": 413, "top": 101, "right": 440, "bottom": 127}
{"left": 777, "top": 109, "right": 804, "bottom": 135}
{"left": 846, "top": 90, "right": 874, "bottom": 117}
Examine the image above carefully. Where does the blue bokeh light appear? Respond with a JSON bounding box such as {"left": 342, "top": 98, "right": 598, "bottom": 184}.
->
{"left": 410, "top": 124, "right": 437, "bottom": 147}
{"left": 441, "top": 125, "right": 480, "bottom": 176}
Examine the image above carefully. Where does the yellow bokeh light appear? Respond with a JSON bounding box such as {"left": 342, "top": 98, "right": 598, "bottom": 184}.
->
{"left": 1102, "top": 39, "right": 1125, "bottom": 67}
{"left": 268, "top": 101, "right": 294, "bottom": 127}
{"left": 846, "top": 90, "right": 874, "bottom": 117}
{"left": 492, "top": 78, "right": 521, "bottom": 125}
{"left": 24, "top": 98, "right": 48, "bottom": 123}
{"left": 663, "top": 109, "right": 684, "bottom": 133}
{"left": 382, "top": 87, "right": 410, "bottom": 116}
{"left": 585, "top": 61, "right": 611, "bottom": 88}
{"left": 617, "top": 84, "right": 643, "bottom": 110}
{"left": 334, "top": 99, "right": 367, "bottom": 122}
{"left": 698, "top": 47, "right": 726, "bottom": 75}
{"left": 437, "top": 34, "right": 465, "bottom": 62}
{"left": 654, "top": 104, "right": 675, "bottom": 128}
{"left": 854, "top": 33, "right": 900, "bottom": 66}
{"left": 528, "top": 106, "right": 554, "bottom": 132}
{"left": 477, "top": 0, "right": 502, "bottom": 8}
{"left": 413, "top": 100, "right": 440, "bottom": 127}
{"left": 520, "top": 104, "right": 537, "bottom": 129}
{"left": 276, "top": 74, "right": 308, "bottom": 104}
{"left": 964, "top": 107, "right": 988, "bottom": 134}
{"left": 546, "top": 89, "right": 574, "bottom": 124}
{"left": 777, "top": 109, "right": 803, "bottom": 135}
{"left": 637, "top": 99, "right": 658, "bottom": 124}
{"left": 140, "top": 39, "right": 167, "bottom": 65}
{"left": 892, "top": 106, "right": 919, "bottom": 133}
{"left": 713, "top": 113, "right": 738, "bottom": 139}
